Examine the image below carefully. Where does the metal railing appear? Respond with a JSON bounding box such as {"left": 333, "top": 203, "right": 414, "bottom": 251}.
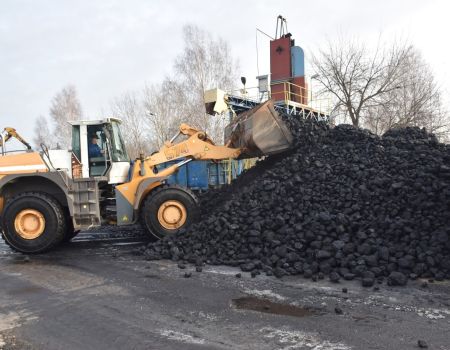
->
{"left": 271, "top": 81, "right": 332, "bottom": 116}
{"left": 227, "top": 81, "right": 331, "bottom": 117}
{"left": 209, "top": 158, "right": 256, "bottom": 186}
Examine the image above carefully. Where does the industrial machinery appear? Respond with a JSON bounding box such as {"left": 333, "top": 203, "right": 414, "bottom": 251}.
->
{"left": 0, "top": 98, "right": 293, "bottom": 253}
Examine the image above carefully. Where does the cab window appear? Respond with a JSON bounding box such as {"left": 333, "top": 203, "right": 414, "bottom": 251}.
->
{"left": 71, "top": 125, "right": 81, "bottom": 160}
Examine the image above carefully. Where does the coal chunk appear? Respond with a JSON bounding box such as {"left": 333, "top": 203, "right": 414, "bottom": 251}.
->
{"left": 362, "top": 277, "right": 375, "bottom": 287}
{"left": 417, "top": 340, "right": 428, "bottom": 348}
{"left": 334, "top": 306, "right": 343, "bottom": 315}
{"left": 329, "top": 272, "right": 340, "bottom": 283}
{"left": 317, "top": 250, "right": 332, "bottom": 260}
{"left": 388, "top": 272, "right": 408, "bottom": 286}
{"left": 240, "top": 262, "right": 256, "bottom": 272}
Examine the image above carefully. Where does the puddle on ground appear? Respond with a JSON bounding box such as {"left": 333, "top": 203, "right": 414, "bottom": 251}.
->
{"left": 232, "top": 297, "right": 319, "bottom": 318}
{"left": 5, "top": 258, "right": 35, "bottom": 266}
{"left": 8, "top": 286, "right": 45, "bottom": 295}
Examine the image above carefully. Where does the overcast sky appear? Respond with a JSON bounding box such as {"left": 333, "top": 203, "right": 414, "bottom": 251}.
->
{"left": 1, "top": 0, "right": 449, "bottom": 141}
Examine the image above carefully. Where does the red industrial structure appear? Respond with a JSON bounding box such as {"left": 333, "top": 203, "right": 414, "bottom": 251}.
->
{"left": 270, "top": 16, "right": 308, "bottom": 105}
{"left": 228, "top": 15, "right": 329, "bottom": 121}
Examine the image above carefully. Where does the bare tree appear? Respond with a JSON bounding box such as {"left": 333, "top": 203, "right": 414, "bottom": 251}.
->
{"left": 110, "top": 25, "right": 239, "bottom": 150}
{"left": 33, "top": 115, "right": 53, "bottom": 149}
{"left": 142, "top": 80, "right": 189, "bottom": 149}
{"left": 172, "top": 24, "right": 239, "bottom": 142}
{"left": 49, "top": 85, "right": 82, "bottom": 148}
{"left": 365, "top": 48, "right": 449, "bottom": 140}
{"left": 110, "top": 91, "right": 151, "bottom": 159}
{"left": 312, "top": 37, "right": 412, "bottom": 127}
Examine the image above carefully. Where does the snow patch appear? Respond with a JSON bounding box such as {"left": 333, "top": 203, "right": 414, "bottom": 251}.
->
{"left": 243, "top": 288, "right": 287, "bottom": 301}
{"left": 261, "top": 327, "right": 352, "bottom": 350}
{"left": 359, "top": 294, "right": 450, "bottom": 320}
{"left": 198, "top": 311, "right": 218, "bottom": 321}
{"left": 159, "top": 329, "right": 205, "bottom": 345}
{"left": 0, "top": 310, "right": 37, "bottom": 333}
{"left": 204, "top": 267, "right": 240, "bottom": 276}
{"left": 0, "top": 312, "right": 21, "bottom": 332}
{"left": 416, "top": 308, "right": 450, "bottom": 320}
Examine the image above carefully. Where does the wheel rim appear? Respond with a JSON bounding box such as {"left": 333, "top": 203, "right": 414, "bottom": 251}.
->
{"left": 14, "top": 209, "right": 46, "bottom": 240}
{"left": 157, "top": 200, "right": 187, "bottom": 230}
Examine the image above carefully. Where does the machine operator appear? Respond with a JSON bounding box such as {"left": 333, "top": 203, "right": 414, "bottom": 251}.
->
{"left": 88, "top": 134, "right": 104, "bottom": 158}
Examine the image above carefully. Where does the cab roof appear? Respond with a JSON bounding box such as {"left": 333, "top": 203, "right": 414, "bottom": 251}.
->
{"left": 68, "top": 118, "right": 122, "bottom": 126}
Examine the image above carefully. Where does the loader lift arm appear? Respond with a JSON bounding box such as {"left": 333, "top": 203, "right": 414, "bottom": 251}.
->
{"left": 0, "top": 127, "right": 32, "bottom": 151}
{"left": 145, "top": 95, "right": 294, "bottom": 178}
{"left": 146, "top": 123, "right": 242, "bottom": 169}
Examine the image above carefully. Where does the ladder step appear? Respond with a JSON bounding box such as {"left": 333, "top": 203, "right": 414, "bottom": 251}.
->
{"left": 73, "top": 200, "right": 97, "bottom": 204}
{"left": 72, "top": 188, "right": 95, "bottom": 193}
{"left": 73, "top": 213, "right": 97, "bottom": 218}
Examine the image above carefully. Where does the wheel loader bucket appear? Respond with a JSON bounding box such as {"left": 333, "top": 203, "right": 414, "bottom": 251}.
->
{"left": 224, "top": 100, "right": 293, "bottom": 158}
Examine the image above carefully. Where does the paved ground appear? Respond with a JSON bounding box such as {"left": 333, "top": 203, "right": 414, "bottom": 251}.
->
{"left": 0, "top": 231, "right": 449, "bottom": 350}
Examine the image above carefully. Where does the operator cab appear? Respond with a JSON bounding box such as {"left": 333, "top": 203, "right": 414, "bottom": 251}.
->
{"left": 69, "top": 118, "right": 131, "bottom": 184}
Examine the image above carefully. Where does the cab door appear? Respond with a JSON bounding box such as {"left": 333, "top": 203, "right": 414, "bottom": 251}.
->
{"left": 86, "top": 126, "right": 108, "bottom": 177}
{"left": 104, "top": 121, "right": 130, "bottom": 184}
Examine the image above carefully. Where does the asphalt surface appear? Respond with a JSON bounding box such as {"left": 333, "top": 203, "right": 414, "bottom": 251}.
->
{"left": 0, "top": 231, "right": 449, "bottom": 350}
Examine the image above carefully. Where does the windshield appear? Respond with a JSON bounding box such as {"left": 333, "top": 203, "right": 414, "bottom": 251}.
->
{"left": 108, "top": 121, "right": 130, "bottom": 162}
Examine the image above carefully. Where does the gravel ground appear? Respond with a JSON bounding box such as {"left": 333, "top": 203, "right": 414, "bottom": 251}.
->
{"left": 1, "top": 231, "right": 450, "bottom": 350}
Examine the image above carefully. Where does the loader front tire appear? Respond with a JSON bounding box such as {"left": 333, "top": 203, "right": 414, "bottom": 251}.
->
{"left": 141, "top": 186, "right": 199, "bottom": 239}
{"left": 1, "top": 192, "right": 66, "bottom": 253}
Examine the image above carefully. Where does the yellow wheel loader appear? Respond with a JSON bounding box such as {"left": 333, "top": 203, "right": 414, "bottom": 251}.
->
{"left": 0, "top": 93, "right": 293, "bottom": 253}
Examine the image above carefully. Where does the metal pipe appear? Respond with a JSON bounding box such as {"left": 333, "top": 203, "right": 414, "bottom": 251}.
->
{"left": 156, "top": 158, "right": 192, "bottom": 178}
{"left": 169, "top": 131, "right": 181, "bottom": 144}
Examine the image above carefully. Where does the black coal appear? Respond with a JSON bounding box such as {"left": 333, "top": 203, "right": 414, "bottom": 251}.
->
{"left": 140, "top": 115, "right": 450, "bottom": 287}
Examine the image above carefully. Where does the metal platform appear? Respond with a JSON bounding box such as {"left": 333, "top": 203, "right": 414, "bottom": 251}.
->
{"left": 273, "top": 100, "right": 329, "bottom": 122}
{"left": 227, "top": 94, "right": 261, "bottom": 115}
{"left": 227, "top": 81, "right": 330, "bottom": 122}
{"left": 227, "top": 93, "right": 330, "bottom": 122}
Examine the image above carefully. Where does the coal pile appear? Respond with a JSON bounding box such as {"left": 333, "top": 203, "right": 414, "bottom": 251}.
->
{"left": 141, "top": 117, "right": 450, "bottom": 287}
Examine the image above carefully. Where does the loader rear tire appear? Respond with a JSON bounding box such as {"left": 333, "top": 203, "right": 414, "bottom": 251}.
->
{"left": 141, "top": 185, "right": 199, "bottom": 239}
{"left": 1, "top": 192, "right": 66, "bottom": 253}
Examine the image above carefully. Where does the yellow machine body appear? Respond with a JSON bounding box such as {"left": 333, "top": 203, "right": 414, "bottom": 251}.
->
{"left": 0, "top": 96, "right": 294, "bottom": 253}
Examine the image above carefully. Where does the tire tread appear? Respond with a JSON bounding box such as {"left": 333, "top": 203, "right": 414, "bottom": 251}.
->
{"left": 1, "top": 192, "right": 67, "bottom": 253}
{"left": 140, "top": 185, "right": 199, "bottom": 239}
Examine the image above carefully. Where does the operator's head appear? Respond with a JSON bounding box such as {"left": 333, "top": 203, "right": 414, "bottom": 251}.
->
{"left": 91, "top": 134, "right": 99, "bottom": 144}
